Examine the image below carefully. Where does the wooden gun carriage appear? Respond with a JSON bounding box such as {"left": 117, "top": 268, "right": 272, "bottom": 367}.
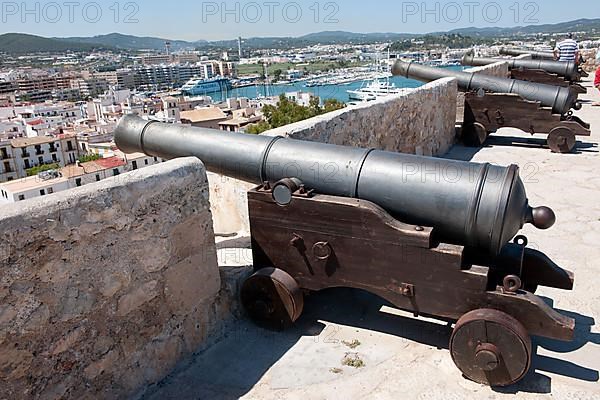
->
{"left": 462, "top": 91, "right": 591, "bottom": 153}
{"left": 241, "top": 181, "right": 575, "bottom": 387}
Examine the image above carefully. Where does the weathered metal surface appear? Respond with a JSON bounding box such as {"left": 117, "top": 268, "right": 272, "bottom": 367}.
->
{"left": 450, "top": 309, "right": 532, "bottom": 386}
{"left": 511, "top": 69, "right": 587, "bottom": 93}
{"left": 240, "top": 267, "right": 304, "bottom": 331}
{"left": 462, "top": 52, "right": 583, "bottom": 81}
{"left": 115, "top": 115, "right": 557, "bottom": 255}
{"left": 499, "top": 47, "right": 556, "bottom": 60}
{"left": 392, "top": 60, "right": 579, "bottom": 115}
{"left": 463, "top": 92, "right": 591, "bottom": 153}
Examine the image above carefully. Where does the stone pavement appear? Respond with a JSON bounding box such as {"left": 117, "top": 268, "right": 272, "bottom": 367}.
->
{"left": 141, "top": 78, "right": 600, "bottom": 400}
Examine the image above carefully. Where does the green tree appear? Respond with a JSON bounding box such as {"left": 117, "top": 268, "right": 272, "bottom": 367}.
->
{"left": 246, "top": 94, "right": 345, "bottom": 135}
{"left": 246, "top": 121, "right": 272, "bottom": 134}
{"left": 272, "top": 69, "right": 283, "bottom": 82}
{"left": 26, "top": 163, "right": 60, "bottom": 176}
{"left": 323, "top": 98, "right": 345, "bottom": 113}
{"left": 78, "top": 154, "right": 101, "bottom": 163}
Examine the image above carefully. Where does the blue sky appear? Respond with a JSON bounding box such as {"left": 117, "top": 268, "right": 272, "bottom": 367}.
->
{"left": 0, "top": 0, "right": 596, "bottom": 40}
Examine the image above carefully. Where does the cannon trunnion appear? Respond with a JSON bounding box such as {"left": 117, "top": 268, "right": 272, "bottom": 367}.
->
{"left": 241, "top": 181, "right": 575, "bottom": 387}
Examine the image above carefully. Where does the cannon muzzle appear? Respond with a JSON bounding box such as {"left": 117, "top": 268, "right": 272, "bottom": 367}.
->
{"left": 392, "top": 60, "right": 579, "bottom": 115}
{"left": 462, "top": 52, "right": 581, "bottom": 81}
{"left": 499, "top": 47, "right": 556, "bottom": 60}
{"left": 115, "top": 115, "right": 556, "bottom": 255}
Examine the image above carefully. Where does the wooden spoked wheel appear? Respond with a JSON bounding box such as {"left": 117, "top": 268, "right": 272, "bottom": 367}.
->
{"left": 462, "top": 122, "right": 488, "bottom": 147}
{"left": 547, "top": 127, "right": 576, "bottom": 153}
{"left": 241, "top": 267, "right": 304, "bottom": 331}
{"left": 450, "top": 309, "right": 532, "bottom": 387}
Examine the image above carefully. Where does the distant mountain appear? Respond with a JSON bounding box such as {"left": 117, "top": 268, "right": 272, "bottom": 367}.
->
{"left": 442, "top": 18, "right": 600, "bottom": 37}
{"left": 299, "top": 31, "right": 416, "bottom": 43}
{"left": 0, "top": 33, "right": 110, "bottom": 54}
{"left": 59, "top": 33, "right": 200, "bottom": 51}
{"left": 3, "top": 18, "right": 600, "bottom": 54}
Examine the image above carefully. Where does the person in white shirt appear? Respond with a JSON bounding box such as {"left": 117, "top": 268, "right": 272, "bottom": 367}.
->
{"left": 554, "top": 33, "right": 580, "bottom": 62}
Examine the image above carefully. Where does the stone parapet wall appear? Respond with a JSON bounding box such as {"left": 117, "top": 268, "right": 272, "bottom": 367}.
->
{"left": 264, "top": 78, "right": 458, "bottom": 156}
{"left": 581, "top": 49, "right": 598, "bottom": 72}
{"left": 464, "top": 61, "right": 510, "bottom": 78}
{"left": 0, "top": 158, "right": 225, "bottom": 399}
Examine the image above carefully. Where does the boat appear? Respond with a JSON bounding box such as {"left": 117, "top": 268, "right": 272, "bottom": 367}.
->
{"left": 181, "top": 77, "right": 232, "bottom": 96}
{"left": 347, "top": 79, "right": 406, "bottom": 101}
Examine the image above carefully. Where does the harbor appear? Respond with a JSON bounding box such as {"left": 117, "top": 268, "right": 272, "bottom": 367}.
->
{"left": 187, "top": 66, "right": 464, "bottom": 103}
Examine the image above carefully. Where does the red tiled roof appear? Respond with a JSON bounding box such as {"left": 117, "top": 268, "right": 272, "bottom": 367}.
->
{"left": 26, "top": 119, "right": 44, "bottom": 126}
{"left": 93, "top": 156, "right": 126, "bottom": 169}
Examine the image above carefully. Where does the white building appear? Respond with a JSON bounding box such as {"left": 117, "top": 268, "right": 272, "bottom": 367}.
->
{"left": 0, "top": 120, "right": 25, "bottom": 137}
{"left": 0, "top": 153, "right": 162, "bottom": 204}
{"left": 0, "top": 170, "right": 70, "bottom": 203}
{"left": 0, "top": 140, "right": 18, "bottom": 182}
{"left": 285, "top": 91, "right": 316, "bottom": 107}
{"left": 7, "top": 135, "right": 79, "bottom": 180}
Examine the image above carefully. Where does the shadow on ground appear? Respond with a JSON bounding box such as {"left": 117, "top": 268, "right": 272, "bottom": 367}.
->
{"left": 141, "top": 289, "right": 598, "bottom": 399}
{"left": 446, "top": 137, "right": 598, "bottom": 162}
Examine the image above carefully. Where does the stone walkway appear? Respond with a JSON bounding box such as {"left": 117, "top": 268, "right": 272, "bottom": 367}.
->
{"left": 141, "top": 77, "right": 600, "bottom": 400}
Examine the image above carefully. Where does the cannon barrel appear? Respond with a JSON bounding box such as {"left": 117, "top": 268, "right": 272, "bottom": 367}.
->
{"left": 391, "top": 60, "right": 578, "bottom": 115}
{"left": 499, "top": 47, "right": 555, "bottom": 60}
{"left": 115, "top": 115, "right": 556, "bottom": 255}
{"left": 462, "top": 53, "right": 580, "bottom": 81}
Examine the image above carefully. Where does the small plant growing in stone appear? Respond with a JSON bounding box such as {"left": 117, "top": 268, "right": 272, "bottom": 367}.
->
{"left": 342, "top": 353, "right": 365, "bottom": 368}
{"left": 342, "top": 339, "right": 361, "bottom": 349}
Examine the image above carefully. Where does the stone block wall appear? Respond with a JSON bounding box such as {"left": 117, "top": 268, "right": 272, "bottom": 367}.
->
{"left": 581, "top": 48, "right": 598, "bottom": 72}
{"left": 0, "top": 158, "right": 225, "bottom": 399}
{"left": 264, "top": 78, "right": 458, "bottom": 156}
{"left": 209, "top": 78, "right": 459, "bottom": 235}
{"left": 464, "top": 61, "right": 510, "bottom": 78}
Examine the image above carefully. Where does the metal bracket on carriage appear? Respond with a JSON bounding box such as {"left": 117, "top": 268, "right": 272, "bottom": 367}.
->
{"left": 259, "top": 178, "right": 314, "bottom": 206}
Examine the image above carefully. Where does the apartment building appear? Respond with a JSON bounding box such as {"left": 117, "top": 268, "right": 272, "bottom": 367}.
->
{"left": 4, "top": 136, "right": 79, "bottom": 181}
{"left": 70, "top": 78, "right": 110, "bottom": 98}
{"left": 17, "top": 102, "right": 84, "bottom": 122}
{"left": 132, "top": 64, "right": 204, "bottom": 90}
{"left": 141, "top": 54, "right": 172, "bottom": 65}
{"left": 93, "top": 70, "right": 136, "bottom": 90}
{"left": 0, "top": 140, "right": 18, "bottom": 182}
{"left": 0, "top": 153, "right": 162, "bottom": 204}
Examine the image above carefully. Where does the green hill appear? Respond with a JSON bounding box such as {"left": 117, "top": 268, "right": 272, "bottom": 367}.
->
{"left": 60, "top": 33, "right": 198, "bottom": 51}
{"left": 0, "top": 33, "right": 109, "bottom": 54}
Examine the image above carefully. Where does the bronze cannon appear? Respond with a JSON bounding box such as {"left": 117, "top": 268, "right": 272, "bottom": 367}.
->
{"left": 115, "top": 115, "right": 576, "bottom": 387}
{"left": 462, "top": 52, "right": 588, "bottom": 91}
{"left": 393, "top": 60, "right": 591, "bottom": 153}
{"left": 499, "top": 47, "right": 556, "bottom": 60}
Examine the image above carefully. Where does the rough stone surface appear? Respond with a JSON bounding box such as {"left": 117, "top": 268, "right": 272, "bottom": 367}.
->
{"left": 264, "top": 78, "right": 458, "bottom": 156}
{"left": 0, "top": 158, "right": 223, "bottom": 399}
{"left": 580, "top": 49, "right": 598, "bottom": 73}
{"left": 464, "top": 61, "right": 510, "bottom": 78}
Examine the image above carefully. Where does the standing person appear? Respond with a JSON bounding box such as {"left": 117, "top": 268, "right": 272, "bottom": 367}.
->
{"left": 554, "top": 33, "right": 579, "bottom": 62}
{"left": 593, "top": 51, "right": 600, "bottom": 106}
